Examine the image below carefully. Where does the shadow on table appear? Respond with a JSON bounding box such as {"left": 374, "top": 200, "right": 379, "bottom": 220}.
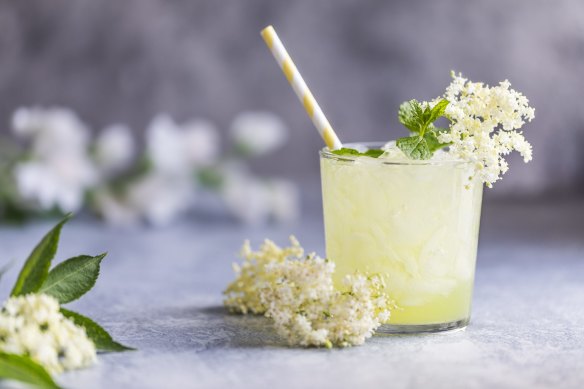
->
{"left": 128, "top": 304, "right": 290, "bottom": 351}
{"left": 200, "top": 305, "right": 290, "bottom": 348}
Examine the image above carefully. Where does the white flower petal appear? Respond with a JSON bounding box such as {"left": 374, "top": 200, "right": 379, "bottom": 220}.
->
{"left": 230, "top": 111, "right": 288, "bottom": 156}
{"left": 95, "top": 124, "right": 135, "bottom": 173}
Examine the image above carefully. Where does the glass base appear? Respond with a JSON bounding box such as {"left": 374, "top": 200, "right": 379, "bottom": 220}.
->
{"left": 376, "top": 318, "right": 469, "bottom": 334}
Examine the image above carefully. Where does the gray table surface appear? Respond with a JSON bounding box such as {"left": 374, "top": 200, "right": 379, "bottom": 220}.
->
{"left": 0, "top": 201, "right": 583, "bottom": 389}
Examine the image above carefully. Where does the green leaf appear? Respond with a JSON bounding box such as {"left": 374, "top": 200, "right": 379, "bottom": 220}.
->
{"left": 39, "top": 253, "right": 106, "bottom": 304}
{"left": 398, "top": 100, "right": 424, "bottom": 132}
{"left": 363, "top": 149, "right": 385, "bottom": 158}
{"left": 0, "top": 353, "right": 60, "bottom": 389}
{"left": 421, "top": 103, "right": 433, "bottom": 124}
{"left": 331, "top": 147, "right": 360, "bottom": 156}
{"left": 197, "top": 167, "right": 224, "bottom": 190}
{"left": 11, "top": 215, "right": 71, "bottom": 296}
{"left": 427, "top": 99, "right": 449, "bottom": 124}
{"left": 396, "top": 98, "right": 451, "bottom": 159}
{"left": 396, "top": 136, "right": 432, "bottom": 160}
{"left": 424, "top": 130, "right": 451, "bottom": 152}
{"left": 61, "top": 309, "right": 135, "bottom": 352}
{"left": 331, "top": 148, "right": 384, "bottom": 158}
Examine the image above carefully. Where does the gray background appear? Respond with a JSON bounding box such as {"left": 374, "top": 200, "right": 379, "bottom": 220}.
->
{"left": 1, "top": 0, "right": 583, "bottom": 199}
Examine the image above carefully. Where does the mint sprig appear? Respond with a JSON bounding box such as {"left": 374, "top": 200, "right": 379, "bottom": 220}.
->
{"left": 396, "top": 99, "right": 451, "bottom": 160}
{"left": 331, "top": 148, "right": 384, "bottom": 158}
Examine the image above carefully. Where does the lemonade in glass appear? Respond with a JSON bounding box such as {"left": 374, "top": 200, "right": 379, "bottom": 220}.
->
{"left": 320, "top": 142, "right": 483, "bottom": 332}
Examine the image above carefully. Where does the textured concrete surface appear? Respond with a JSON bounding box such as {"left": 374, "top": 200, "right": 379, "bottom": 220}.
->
{"left": 1, "top": 1, "right": 584, "bottom": 195}
{"left": 0, "top": 201, "right": 583, "bottom": 388}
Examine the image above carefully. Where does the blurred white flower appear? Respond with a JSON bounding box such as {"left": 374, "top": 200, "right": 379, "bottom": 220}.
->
{"left": 222, "top": 174, "right": 271, "bottom": 226}
{"left": 127, "top": 173, "right": 194, "bottom": 227}
{"left": 94, "top": 124, "right": 135, "bottom": 174}
{"left": 146, "top": 114, "right": 219, "bottom": 176}
{"left": 146, "top": 115, "right": 186, "bottom": 174}
{"left": 92, "top": 189, "right": 141, "bottom": 227}
{"left": 221, "top": 164, "right": 300, "bottom": 225}
{"left": 267, "top": 179, "right": 300, "bottom": 223}
{"left": 182, "top": 119, "right": 221, "bottom": 166}
{"left": 12, "top": 107, "right": 90, "bottom": 158}
{"left": 93, "top": 175, "right": 196, "bottom": 228}
{"left": 6, "top": 107, "right": 297, "bottom": 227}
{"left": 11, "top": 107, "right": 98, "bottom": 213}
{"left": 230, "top": 111, "right": 288, "bottom": 156}
{"left": 14, "top": 157, "right": 97, "bottom": 212}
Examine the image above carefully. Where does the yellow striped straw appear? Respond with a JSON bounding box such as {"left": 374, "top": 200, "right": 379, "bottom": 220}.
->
{"left": 261, "top": 25, "right": 343, "bottom": 150}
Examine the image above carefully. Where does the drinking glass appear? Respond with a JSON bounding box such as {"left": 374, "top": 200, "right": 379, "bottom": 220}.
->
{"left": 320, "top": 142, "right": 483, "bottom": 333}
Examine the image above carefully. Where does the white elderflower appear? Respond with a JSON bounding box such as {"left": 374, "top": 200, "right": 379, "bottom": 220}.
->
{"left": 94, "top": 124, "right": 135, "bottom": 174}
{"left": 266, "top": 179, "right": 300, "bottom": 223}
{"left": 220, "top": 164, "right": 301, "bottom": 225}
{"left": 436, "top": 72, "right": 535, "bottom": 187}
{"left": 0, "top": 294, "right": 96, "bottom": 374}
{"left": 146, "top": 114, "right": 219, "bottom": 176}
{"left": 230, "top": 111, "right": 288, "bottom": 156}
{"left": 224, "top": 237, "right": 391, "bottom": 347}
{"left": 182, "top": 119, "right": 221, "bottom": 167}
{"left": 126, "top": 173, "right": 195, "bottom": 227}
{"left": 260, "top": 260, "right": 390, "bottom": 348}
{"left": 221, "top": 174, "right": 271, "bottom": 225}
{"left": 11, "top": 107, "right": 98, "bottom": 212}
{"left": 93, "top": 173, "right": 195, "bottom": 227}
{"left": 224, "top": 236, "right": 304, "bottom": 314}
{"left": 14, "top": 155, "right": 97, "bottom": 212}
{"left": 12, "top": 107, "right": 90, "bottom": 158}
{"left": 92, "top": 189, "right": 141, "bottom": 227}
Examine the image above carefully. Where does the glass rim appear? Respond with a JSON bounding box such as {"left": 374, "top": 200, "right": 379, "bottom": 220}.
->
{"left": 319, "top": 141, "right": 470, "bottom": 166}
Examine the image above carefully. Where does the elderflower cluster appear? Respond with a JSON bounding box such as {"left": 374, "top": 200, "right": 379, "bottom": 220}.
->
{"left": 436, "top": 72, "right": 535, "bottom": 187}
{"left": 224, "top": 236, "right": 305, "bottom": 314}
{"left": 224, "top": 237, "right": 390, "bottom": 347}
{"left": 0, "top": 294, "right": 96, "bottom": 374}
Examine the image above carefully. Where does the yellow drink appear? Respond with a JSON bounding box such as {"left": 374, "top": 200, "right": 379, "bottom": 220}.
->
{"left": 320, "top": 143, "right": 483, "bottom": 332}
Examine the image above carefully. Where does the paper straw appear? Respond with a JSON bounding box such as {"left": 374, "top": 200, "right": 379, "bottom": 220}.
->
{"left": 261, "top": 25, "right": 343, "bottom": 150}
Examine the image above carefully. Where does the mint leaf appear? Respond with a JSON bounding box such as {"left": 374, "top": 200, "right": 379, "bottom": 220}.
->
{"left": 363, "top": 149, "right": 385, "bottom": 158}
{"left": 398, "top": 100, "right": 424, "bottom": 132}
{"left": 331, "top": 148, "right": 384, "bottom": 158}
{"left": 11, "top": 214, "right": 71, "bottom": 296}
{"left": 421, "top": 103, "right": 433, "bottom": 125}
{"left": 427, "top": 99, "right": 449, "bottom": 123}
{"left": 396, "top": 136, "right": 432, "bottom": 160}
{"left": 397, "top": 98, "right": 451, "bottom": 159}
{"left": 0, "top": 353, "right": 60, "bottom": 389}
{"left": 424, "top": 130, "right": 451, "bottom": 152}
{"left": 61, "top": 309, "right": 135, "bottom": 352}
{"left": 39, "top": 253, "right": 106, "bottom": 304}
{"left": 331, "top": 147, "right": 360, "bottom": 156}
